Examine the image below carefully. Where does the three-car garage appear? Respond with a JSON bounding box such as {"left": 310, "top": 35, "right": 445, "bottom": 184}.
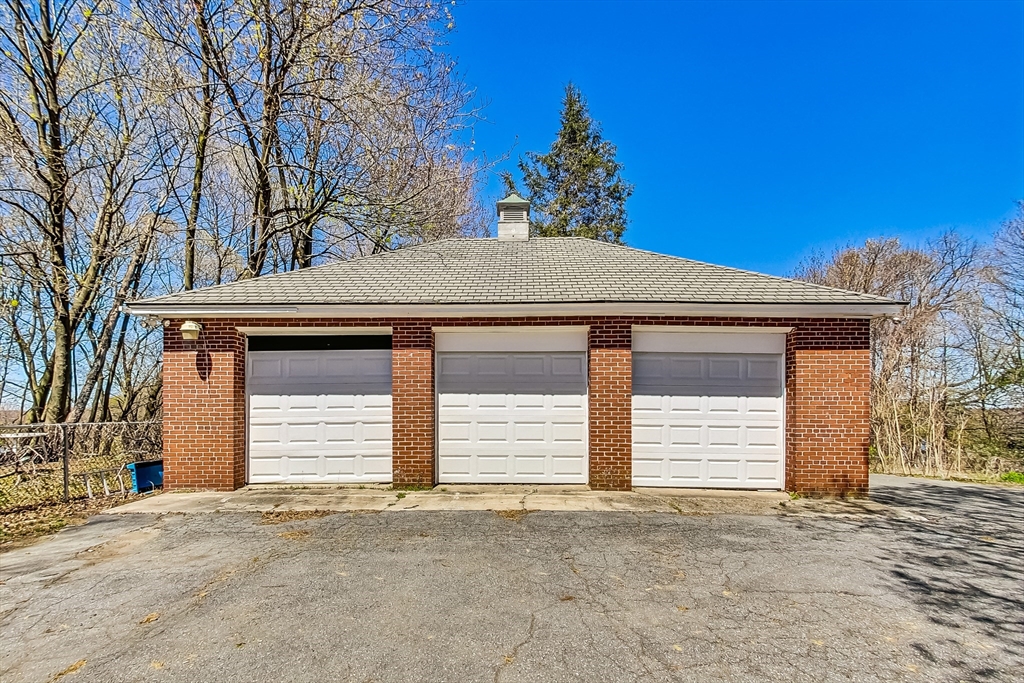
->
{"left": 243, "top": 328, "right": 786, "bottom": 490}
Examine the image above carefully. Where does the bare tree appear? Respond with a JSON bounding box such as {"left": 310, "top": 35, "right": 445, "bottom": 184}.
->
{"left": 1, "top": 0, "right": 176, "bottom": 422}
{"left": 795, "top": 226, "right": 1023, "bottom": 478}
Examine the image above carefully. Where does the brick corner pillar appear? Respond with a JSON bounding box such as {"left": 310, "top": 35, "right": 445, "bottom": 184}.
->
{"left": 162, "top": 320, "right": 246, "bottom": 491}
{"left": 588, "top": 320, "right": 633, "bottom": 491}
{"left": 786, "top": 320, "right": 872, "bottom": 497}
{"left": 392, "top": 322, "right": 435, "bottom": 488}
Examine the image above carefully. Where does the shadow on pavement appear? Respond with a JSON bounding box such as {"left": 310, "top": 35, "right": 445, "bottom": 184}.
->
{"left": 869, "top": 482, "right": 1024, "bottom": 678}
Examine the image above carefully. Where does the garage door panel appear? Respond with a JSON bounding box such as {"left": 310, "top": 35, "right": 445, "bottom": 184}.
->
{"left": 551, "top": 422, "right": 586, "bottom": 442}
{"left": 247, "top": 349, "right": 392, "bottom": 484}
{"left": 286, "top": 357, "right": 320, "bottom": 378}
{"left": 669, "top": 458, "right": 702, "bottom": 481}
{"left": 438, "top": 421, "right": 471, "bottom": 442}
{"left": 552, "top": 355, "right": 586, "bottom": 376}
{"left": 746, "top": 460, "right": 781, "bottom": 481}
{"left": 512, "top": 456, "right": 546, "bottom": 475}
{"left": 477, "top": 456, "right": 509, "bottom": 475}
{"left": 438, "top": 351, "right": 587, "bottom": 484}
{"left": 250, "top": 357, "right": 284, "bottom": 379}
{"left": 707, "top": 459, "right": 742, "bottom": 481}
{"left": 632, "top": 348, "right": 784, "bottom": 490}
{"left": 438, "top": 353, "right": 586, "bottom": 394}
{"left": 670, "top": 426, "right": 702, "bottom": 446}
{"left": 513, "top": 422, "right": 546, "bottom": 442}
{"left": 633, "top": 424, "right": 664, "bottom": 446}
{"left": 477, "top": 422, "right": 509, "bottom": 442}
{"left": 708, "top": 426, "right": 741, "bottom": 447}
{"left": 513, "top": 394, "right": 546, "bottom": 409}
{"left": 746, "top": 426, "right": 782, "bottom": 447}
{"left": 708, "top": 358, "right": 742, "bottom": 379}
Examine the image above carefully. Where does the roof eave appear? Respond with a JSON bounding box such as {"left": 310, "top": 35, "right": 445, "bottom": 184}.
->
{"left": 125, "top": 301, "right": 905, "bottom": 319}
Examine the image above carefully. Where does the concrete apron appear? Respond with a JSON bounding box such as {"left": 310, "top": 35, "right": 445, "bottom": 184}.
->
{"left": 109, "top": 485, "right": 791, "bottom": 515}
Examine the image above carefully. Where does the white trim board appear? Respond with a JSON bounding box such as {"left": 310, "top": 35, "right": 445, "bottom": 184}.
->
{"left": 128, "top": 302, "right": 903, "bottom": 319}
{"left": 633, "top": 329, "right": 787, "bottom": 354}
{"left": 435, "top": 327, "right": 588, "bottom": 353}
{"left": 237, "top": 326, "right": 392, "bottom": 336}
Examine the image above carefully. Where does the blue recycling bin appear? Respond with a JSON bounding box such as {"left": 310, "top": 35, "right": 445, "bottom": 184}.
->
{"left": 127, "top": 460, "right": 163, "bottom": 493}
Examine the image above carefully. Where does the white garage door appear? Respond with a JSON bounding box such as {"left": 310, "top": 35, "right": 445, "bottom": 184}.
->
{"left": 247, "top": 349, "right": 392, "bottom": 483}
{"left": 632, "top": 331, "right": 785, "bottom": 489}
{"left": 437, "top": 350, "right": 588, "bottom": 483}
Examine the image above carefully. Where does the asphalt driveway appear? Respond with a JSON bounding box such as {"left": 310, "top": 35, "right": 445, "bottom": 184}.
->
{"left": 1, "top": 475, "right": 1021, "bottom": 683}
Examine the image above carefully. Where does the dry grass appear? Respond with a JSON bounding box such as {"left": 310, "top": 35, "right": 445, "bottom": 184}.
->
{"left": 494, "top": 509, "right": 531, "bottom": 522}
{"left": 260, "top": 509, "right": 336, "bottom": 525}
{"left": 0, "top": 493, "right": 151, "bottom": 549}
{"left": 277, "top": 529, "right": 312, "bottom": 540}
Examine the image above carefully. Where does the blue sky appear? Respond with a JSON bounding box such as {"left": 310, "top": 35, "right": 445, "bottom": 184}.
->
{"left": 447, "top": 0, "right": 1024, "bottom": 276}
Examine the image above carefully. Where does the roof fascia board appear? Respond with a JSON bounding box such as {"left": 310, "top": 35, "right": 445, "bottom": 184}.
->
{"left": 126, "top": 302, "right": 903, "bottom": 319}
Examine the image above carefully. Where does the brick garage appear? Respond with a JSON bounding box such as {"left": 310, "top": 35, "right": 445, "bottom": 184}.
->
{"left": 158, "top": 315, "right": 873, "bottom": 495}
{"left": 134, "top": 200, "right": 899, "bottom": 497}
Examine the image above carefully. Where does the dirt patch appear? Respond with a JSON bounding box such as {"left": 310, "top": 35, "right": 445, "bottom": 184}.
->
{"left": 260, "top": 509, "right": 337, "bottom": 525}
{"left": 0, "top": 494, "right": 152, "bottom": 550}
{"left": 494, "top": 509, "right": 531, "bottom": 522}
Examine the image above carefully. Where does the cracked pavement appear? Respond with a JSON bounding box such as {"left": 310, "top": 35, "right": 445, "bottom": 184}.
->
{"left": 1, "top": 475, "right": 1021, "bottom": 683}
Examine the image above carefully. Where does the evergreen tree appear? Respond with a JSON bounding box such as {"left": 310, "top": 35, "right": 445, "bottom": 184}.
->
{"left": 517, "top": 83, "right": 633, "bottom": 243}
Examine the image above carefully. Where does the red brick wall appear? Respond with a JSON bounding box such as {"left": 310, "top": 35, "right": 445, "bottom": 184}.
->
{"left": 391, "top": 322, "right": 435, "bottom": 487}
{"left": 785, "top": 321, "right": 872, "bottom": 495}
{"left": 160, "top": 315, "right": 871, "bottom": 495}
{"left": 588, "top": 320, "right": 633, "bottom": 490}
{"left": 162, "top": 321, "right": 246, "bottom": 491}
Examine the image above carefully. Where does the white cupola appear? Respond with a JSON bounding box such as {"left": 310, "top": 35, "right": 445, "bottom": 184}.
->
{"left": 496, "top": 193, "right": 530, "bottom": 241}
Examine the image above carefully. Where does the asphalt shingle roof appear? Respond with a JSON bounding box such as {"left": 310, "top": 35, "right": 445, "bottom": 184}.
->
{"left": 132, "top": 237, "right": 896, "bottom": 307}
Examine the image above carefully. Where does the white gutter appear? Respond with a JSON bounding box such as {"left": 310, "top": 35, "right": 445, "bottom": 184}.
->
{"left": 126, "top": 301, "right": 904, "bottom": 319}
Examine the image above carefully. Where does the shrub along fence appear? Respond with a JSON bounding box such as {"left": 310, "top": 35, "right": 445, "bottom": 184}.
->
{"left": 0, "top": 421, "right": 162, "bottom": 512}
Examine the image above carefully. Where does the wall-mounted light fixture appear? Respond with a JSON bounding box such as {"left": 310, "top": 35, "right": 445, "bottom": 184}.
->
{"left": 180, "top": 320, "right": 202, "bottom": 341}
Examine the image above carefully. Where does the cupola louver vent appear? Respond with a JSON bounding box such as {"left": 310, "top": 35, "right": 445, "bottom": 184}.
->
{"left": 495, "top": 193, "right": 530, "bottom": 241}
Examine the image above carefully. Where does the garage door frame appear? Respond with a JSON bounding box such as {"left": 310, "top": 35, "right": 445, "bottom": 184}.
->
{"left": 631, "top": 326, "right": 791, "bottom": 490}
{"left": 242, "top": 327, "right": 393, "bottom": 485}
{"left": 434, "top": 327, "right": 590, "bottom": 484}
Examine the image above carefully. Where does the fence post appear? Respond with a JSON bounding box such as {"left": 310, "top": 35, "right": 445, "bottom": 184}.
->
{"left": 62, "top": 424, "right": 70, "bottom": 503}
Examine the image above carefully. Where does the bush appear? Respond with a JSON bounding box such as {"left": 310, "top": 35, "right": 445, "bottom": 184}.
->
{"left": 999, "top": 471, "right": 1024, "bottom": 484}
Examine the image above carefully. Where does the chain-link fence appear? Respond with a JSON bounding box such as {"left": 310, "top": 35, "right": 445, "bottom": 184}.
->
{"left": 0, "top": 421, "right": 162, "bottom": 511}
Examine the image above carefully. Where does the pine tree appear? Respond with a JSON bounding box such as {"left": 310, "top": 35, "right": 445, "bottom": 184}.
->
{"left": 516, "top": 83, "right": 633, "bottom": 243}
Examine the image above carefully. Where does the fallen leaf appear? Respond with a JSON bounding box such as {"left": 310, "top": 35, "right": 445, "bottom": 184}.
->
{"left": 150, "top": 661, "right": 164, "bottom": 670}
{"left": 559, "top": 595, "right": 575, "bottom": 602}
{"left": 722, "top": 590, "right": 733, "bottom": 597}
{"left": 980, "top": 536, "right": 996, "bottom": 542}
{"left": 676, "top": 605, "right": 689, "bottom": 612}
{"left": 139, "top": 613, "right": 160, "bottom": 624}
{"left": 811, "top": 639, "right": 825, "bottom": 646}
{"left": 672, "top": 644, "right": 683, "bottom": 652}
